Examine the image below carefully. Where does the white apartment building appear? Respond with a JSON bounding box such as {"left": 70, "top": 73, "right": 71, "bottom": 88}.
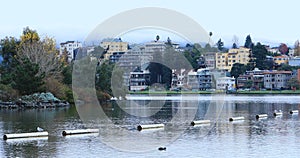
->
{"left": 60, "top": 41, "right": 82, "bottom": 61}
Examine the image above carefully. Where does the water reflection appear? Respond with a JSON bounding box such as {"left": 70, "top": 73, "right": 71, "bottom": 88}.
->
{"left": 0, "top": 95, "right": 300, "bottom": 157}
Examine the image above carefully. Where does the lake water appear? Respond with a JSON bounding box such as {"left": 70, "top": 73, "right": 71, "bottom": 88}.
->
{"left": 1, "top": 94, "right": 300, "bottom": 157}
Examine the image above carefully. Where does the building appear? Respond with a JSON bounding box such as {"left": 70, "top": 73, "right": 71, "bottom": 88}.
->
{"left": 144, "top": 41, "right": 166, "bottom": 53}
{"left": 216, "top": 77, "right": 235, "bottom": 90}
{"left": 202, "top": 52, "right": 216, "bottom": 69}
{"left": 129, "top": 70, "right": 150, "bottom": 91}
{"left": 187, "top": 68, "right": 212, "bottom": 90}
{"left": 109, "top": 52, "right": 125, "bottom": 63}
{"left": 237, "top": 68, "right": 266, "bottom": 89}
{"left": 100, "top": 38, "right": 128, "bottom": 60}
{"left": 289, "top": 57, "right": 300, "bottom": 66}
{"left": 273, "top": 55, "right": 289, "bottom": 66}
{"left": 263, "top": 71, "right": 292, "bottom": 90}
{"left": 60, "top": 41, "right": 82, "bottom": 61}
{"left": 171, "top": 69, "right": 188, "bottom": 88}
{"left": 216, "top": 47, "right": 250, "bottom": 71}
{"left": 116, "top": 45, "right": 152, "bottom": 87}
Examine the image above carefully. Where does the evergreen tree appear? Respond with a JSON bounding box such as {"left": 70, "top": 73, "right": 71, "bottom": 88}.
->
{"left": 232, "top": 43, "right": 238, "bottom": 49}
{"left": 244, "top": 35, "right": 253, "bottom": 49}
{"left": 252, "top": 42, "right": 269, "bottom": 70}
{"left": 217, "top": 38, "right": 224, "bottom": 51}
{"left": 12, "top": 58, "right": 44, "bottom": 95}
{"left": 230, "top": 63, "right": 246, "bottom": 89}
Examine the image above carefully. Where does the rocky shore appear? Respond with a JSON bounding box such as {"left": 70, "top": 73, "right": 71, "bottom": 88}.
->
{"left": 0, "top": 92, "right": 70, "bottom": 109}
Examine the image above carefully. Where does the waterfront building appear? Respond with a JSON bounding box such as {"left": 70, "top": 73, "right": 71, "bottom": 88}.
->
{"left": 263, "top": 71, "right": 292, "bottom": 89}
{"left": 187, "top": 68, "right": 212, "bottom": 90}
{"left": 129, "top": 69, "right": 150, "bottom": 91}
{"left": 216, "top": 77, "right": 235, "bottom": 90}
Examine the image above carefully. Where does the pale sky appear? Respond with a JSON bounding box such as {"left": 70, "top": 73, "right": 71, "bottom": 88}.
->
{"left": 0, "top": 0, "right": 299, "bottom": 47}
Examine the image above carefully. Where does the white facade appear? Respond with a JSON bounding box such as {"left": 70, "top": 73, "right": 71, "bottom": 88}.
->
{"left": 144, "top": 41, "right": 166, "bottom": 52}
{"left": 216, "top": 77, "right": 235, "bottom": 90}
{"left": 60, "top": 41, "right": 82, "bottom": 61}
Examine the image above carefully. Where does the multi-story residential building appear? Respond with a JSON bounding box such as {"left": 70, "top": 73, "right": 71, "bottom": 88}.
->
{"left": 144, "top": 41, "right": 166, "bottom": 53}
{"left": 109, "top": 52, "right": 126, "bottom": 63}
{"left": 187, "top": 68, "right": 212, "bottom": 90}
{"left": 289, "top": 49, "right": 295, "bottom": 57}
{"left": 263, "top": 71, "right": 292, "bottom": 89}
{"left": 202, "top": 52, "right": 216, "bottom": 69}
{"left": 216, "top": 47, "right": 250, "bottom": 71}
{"left": 267, "top": 47, "right": 280, "bottom": 54}
{"left": 237, "top": 68, "right": 266, "bottom": 89}
{"left": 129, "top": 70, "right": 150, "bottom": 91}
{"left": 273, "top": 55, "right": 289, "bottom": 66}
{"left": 116, "top": 45, "right": 152, "bottom": 88}
{"left": 60, "top": 41, "right": 82, "bottom": 61}
{"left": 171, "top": 69, "right": 187, "bottom": 88}
{"left": 100, "top": 38, "right": 128, "bottom": 60}
{"left": 216, "top": 77, "right": 235, "bottom": 90}
{"left": 289, "top": 57, "right": 300, "bottom": 66}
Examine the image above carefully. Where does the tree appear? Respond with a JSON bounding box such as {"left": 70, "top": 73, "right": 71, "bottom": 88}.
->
{"left": 278, "top": 43, "right": 289, "bottom": 55}
{"left": 0, "top": 37, "right": 19, "bottom": 84}
{"left": 277, "top": 64, "right": 293, "bottom": 71}
{"left": 166, "top": 37, "right": 172, "bottom": 45}
{"left": 156, "top": 35, "right": 160, "bottom": 42}
{"left": 217, "top": 38, "right": 224, "bottom": 51}
{"left": 294, "top": 40, "right": 300, "bottom": 56}
{"left": 208, "top": 32, "right": 213, "bottom": 44}
{"left": 96, "top": 62, "right": 114, "bottom": 95}
{"left": 244, "top": 35, "right": 253, "bottom": 49}
{"left": 232, "top": 43, "right": 238, "bottom": 49}
{"left": 287, "top": 77, "right": 300, "bottom": 90}
{"left": 17, "top": 36, "right": 62, "bottom": 79}
{"left": 20, "top": 27, "right": 40, "bottom": 43}
{"left": 232, "top": 35, "right": 239, "bottom": 48}
{"left": 252, "top": 42, "right": 269, "bottom": 70}
{"left": 230, "top": 63, "right": 246, "bottom": 89}
{"left": 12, "top": 58, "right": 44, "bottom": 95}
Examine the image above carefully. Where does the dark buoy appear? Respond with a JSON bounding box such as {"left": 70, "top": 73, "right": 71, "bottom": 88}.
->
{"left": 158, "top": 147, "right": 166, "bottom": 151}
{"left": 3, "top": 135, "right": 8, "bottom": 140}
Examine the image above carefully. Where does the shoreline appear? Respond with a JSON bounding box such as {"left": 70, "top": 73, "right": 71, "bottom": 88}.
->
{"left": 128, "top": 90, "right": 300, "bottom": 95}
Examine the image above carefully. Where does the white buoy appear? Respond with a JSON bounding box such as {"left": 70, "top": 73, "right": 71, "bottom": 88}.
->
{"left": 290, "top": 110, "right": 299, "bottom": 115}
{"left": 3, "top": 131, "right": 49, "bottom": 140}
{"left": 273, "top": 112, "right": 283, "bottom": 117}
{"left": 256, "top": 114, "right": 268, "bottom": 119}
{"left": 62, "top": 129, "right": 99, "bottom": 136}
{"left": 191, "top": 120, "right": 211, "bottom": 126}
{"left": 137, "top": 124, "right": 164, "bottom": 131}
{"left": 229, "top": 117, "right": 245, "bottom": 121}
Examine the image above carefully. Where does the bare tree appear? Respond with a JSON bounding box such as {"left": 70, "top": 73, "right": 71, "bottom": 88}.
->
{"left": 232, "top": 35, "right": 239, "bottom": 48}
{"left": 294, "top": 40, "right": 300, "bottom": 57}
{"left": 17, "top": 37, "right": 62, "bottom": 79}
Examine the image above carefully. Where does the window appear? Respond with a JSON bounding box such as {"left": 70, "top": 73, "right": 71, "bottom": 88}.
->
{"left": 233, "top": 60, "right": 236, "bottom": 62}
{"left": 232, "top": 56, "right": 236, "bottom": 58}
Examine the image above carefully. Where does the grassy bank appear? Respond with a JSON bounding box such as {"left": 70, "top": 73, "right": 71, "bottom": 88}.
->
{"left": 129, "top": 90, "right": 300, "bottom": 95}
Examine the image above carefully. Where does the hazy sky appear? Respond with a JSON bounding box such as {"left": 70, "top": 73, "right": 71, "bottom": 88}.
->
{"left": 0, "top": 0, "right": 299, "bottom": 47}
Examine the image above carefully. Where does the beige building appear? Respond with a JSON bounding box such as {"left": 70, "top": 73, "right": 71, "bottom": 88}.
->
{"left": 216, "top": 47, "right": 250, "bottom": 71}
{"left": 100, "top": 38, "right": 128, "bottom": 60}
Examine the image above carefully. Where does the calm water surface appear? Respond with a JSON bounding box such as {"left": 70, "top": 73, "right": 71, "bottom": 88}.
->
{"left": 1, "top": 95, "right": 300, "bottom": 157}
